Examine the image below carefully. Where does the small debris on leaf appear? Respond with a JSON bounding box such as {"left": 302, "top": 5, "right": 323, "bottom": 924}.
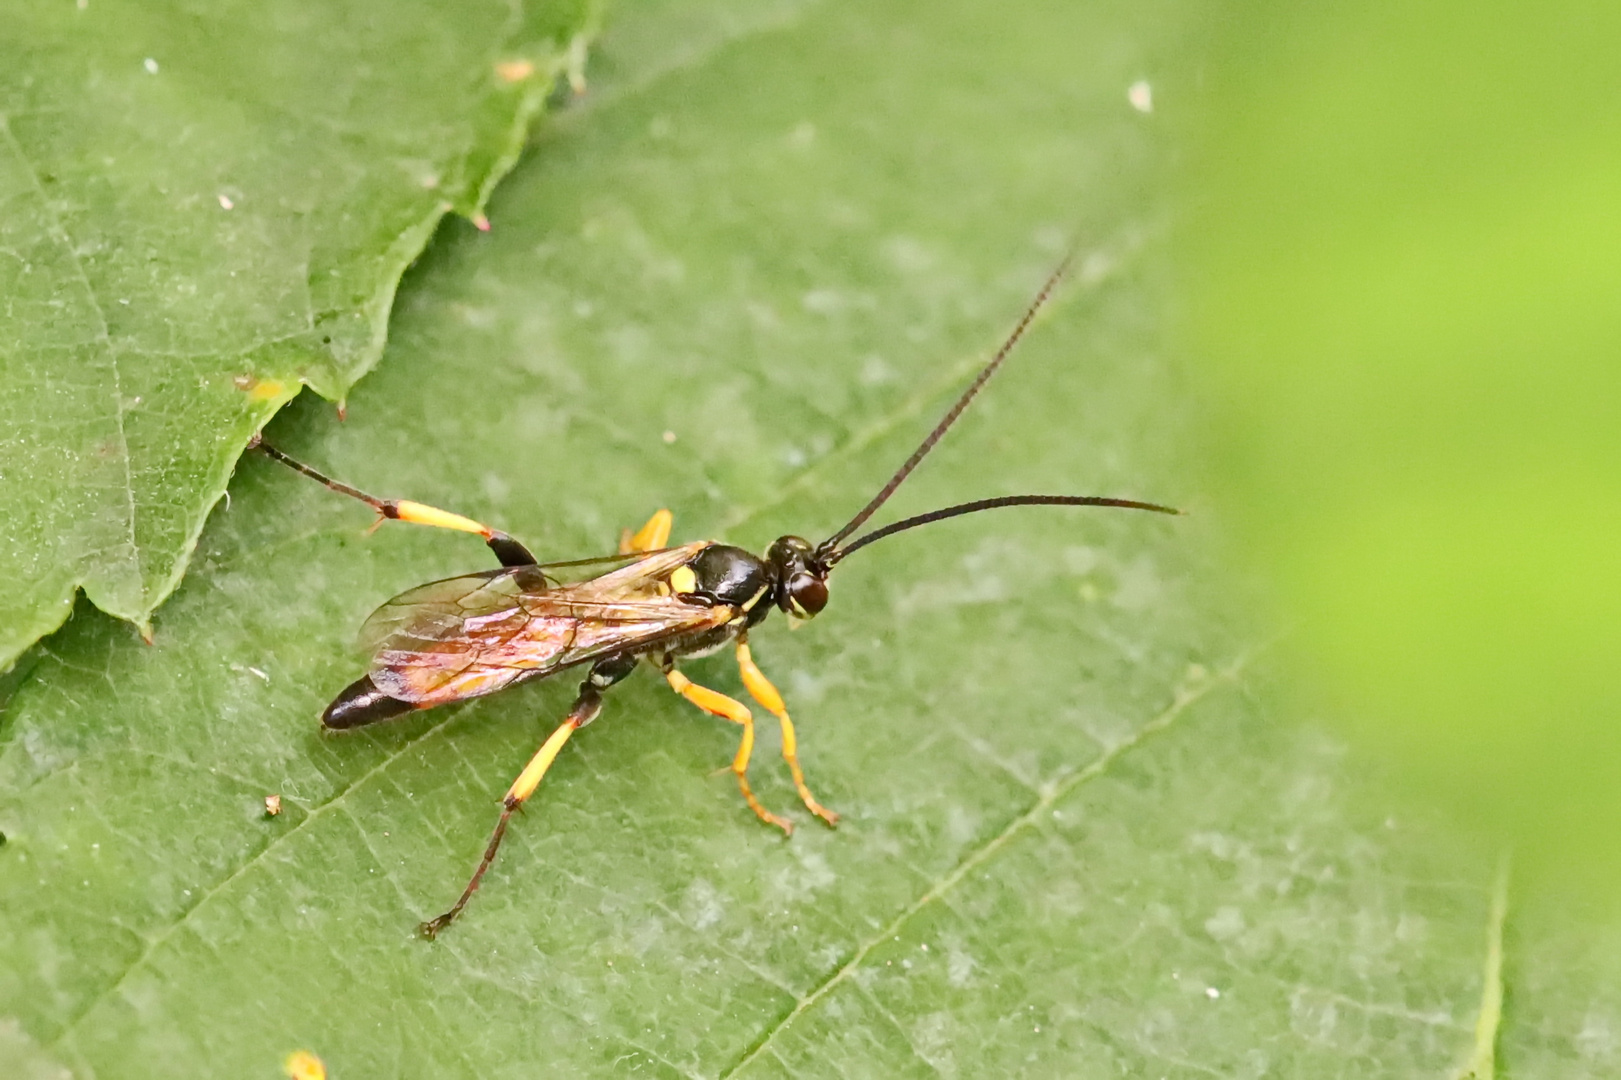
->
{"left": 232, "top": 373, "right": 287, "bottom": 402}
{"left": 495, "top": 59, "right": 535, "bottom": 83}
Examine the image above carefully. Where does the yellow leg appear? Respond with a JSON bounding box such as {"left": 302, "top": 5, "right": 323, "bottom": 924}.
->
{"left": 620, "top": 508, "right": 673, "bottom": 554}
{"left": 665, "top": 667, "right": 793, "bottom": 834}
{"left": 504, "top": 712, "right": 585, "bottom": 804}
{"left": 390, "top": 499, "right": 496, "bottom": 537}
{"left": 283, "top": 1051, "right": 327, "bottom": 1080}
{"left": 386, "top": 499, "right": 535, "bottom": 566}
{"left": 253, "top": 440, "right": 533, "bottom": 565}
{"left": 419, "top": 690, "right": 600, "bottom": 939}
{"left": 736, "top": 642, "right": 839, "bottom": 826}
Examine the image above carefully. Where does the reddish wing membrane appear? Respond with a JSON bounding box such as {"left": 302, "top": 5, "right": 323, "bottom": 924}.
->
{"left": 359, "top": 542, "right": 733, "bottom": 707}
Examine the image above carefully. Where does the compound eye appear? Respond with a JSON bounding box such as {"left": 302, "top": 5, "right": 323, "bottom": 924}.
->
{"left": 786, "top": 573, "right": 828, "bottom": 618}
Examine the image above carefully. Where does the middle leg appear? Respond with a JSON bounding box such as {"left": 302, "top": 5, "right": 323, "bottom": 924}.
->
{"left": 418, "top": 653, "right": 636, "bottom": 938}
{"left": 619, "top": 508, "right": 673, "bottom": 555}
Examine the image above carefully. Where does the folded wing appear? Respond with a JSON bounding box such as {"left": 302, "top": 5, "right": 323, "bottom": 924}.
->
{"left": 359, "top": 542, "right": 732, "bottom": 706}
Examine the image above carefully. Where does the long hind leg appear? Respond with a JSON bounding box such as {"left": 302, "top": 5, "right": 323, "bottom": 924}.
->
{"left": 417, "top": 695, "right": 594, "bottom": 938}
{"left": 252, "top": 436, "right": 536, "bottom": 567}
{"left": 418, "top": 653, "right": 636, "bottom": 938}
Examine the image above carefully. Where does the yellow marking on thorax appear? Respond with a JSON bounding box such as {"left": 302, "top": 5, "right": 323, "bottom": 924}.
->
{"left": 670, "top": 565, "right": 697, "bottom": 594}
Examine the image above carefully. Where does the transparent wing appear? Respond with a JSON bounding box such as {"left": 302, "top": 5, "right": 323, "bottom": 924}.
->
{"left": 359, "top": 543, "right": 730, "bottom": 706}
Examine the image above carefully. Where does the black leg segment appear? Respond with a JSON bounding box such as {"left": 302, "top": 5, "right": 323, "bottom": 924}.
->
{"left": 485, "top": 532, "right": 537, "bottom": 568}
{"left": 584, "top": 652, "right": 639, "bottom": 694}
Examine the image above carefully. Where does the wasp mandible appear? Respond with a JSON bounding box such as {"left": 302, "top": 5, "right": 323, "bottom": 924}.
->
{"left": 252, "top": 256, "right": 1179, "bottom": 938}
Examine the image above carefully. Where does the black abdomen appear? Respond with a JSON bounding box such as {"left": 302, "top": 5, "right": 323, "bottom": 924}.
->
{"left": 322, "top": 674, "right": 418, "bottom": 729}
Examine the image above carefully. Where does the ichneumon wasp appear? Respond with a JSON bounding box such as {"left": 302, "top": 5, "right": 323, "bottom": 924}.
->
{"left": 252, "top": 256, "right": 1179, "bottom": 938}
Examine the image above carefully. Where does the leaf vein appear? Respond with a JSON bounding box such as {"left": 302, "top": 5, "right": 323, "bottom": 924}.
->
{"left": 44, "top": 709, "right": 463, "bottom": 1052}
{"left": 852, "top": 980, "right": 946, "bottom": 1078}
{"left": 719, "top": 651, "right": 1254, "bottom": 1078}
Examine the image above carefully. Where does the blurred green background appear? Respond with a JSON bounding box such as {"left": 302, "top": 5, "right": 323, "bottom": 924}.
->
{"left": 1188, "top": 0, "right": 1621, "bottom": 893}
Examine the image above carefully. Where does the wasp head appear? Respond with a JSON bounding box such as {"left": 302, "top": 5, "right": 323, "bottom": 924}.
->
{"left": 766, "top": 535, "right": 830, "bottom": 619}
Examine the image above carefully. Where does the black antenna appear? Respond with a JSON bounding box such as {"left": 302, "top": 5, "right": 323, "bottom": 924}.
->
{"left": 815, "top": 254, "right": 1074, "bottom": 560}
{"left": 822, "top": 495, "right": 1182, "bottom": 567}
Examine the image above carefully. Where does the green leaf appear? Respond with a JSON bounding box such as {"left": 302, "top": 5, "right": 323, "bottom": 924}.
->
{"left": 0, "top": 0, "right": 599, "bottom": 670}
{"left": 5, "top": 0, "right": 1587, "bottom": 1075}
{"left": 0, "top": 1019, "right": 72, "bottom": 1080}
{"left": 1501, "top": 893, "right": 1621, "bottom": 1074}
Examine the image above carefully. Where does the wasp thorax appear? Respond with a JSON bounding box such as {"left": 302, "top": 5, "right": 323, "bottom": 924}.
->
{"left": 687, "top": 544, "right": 770, "bottom": 608}
{"left": 766, "top": 535, "right": 830, "bottom": 618}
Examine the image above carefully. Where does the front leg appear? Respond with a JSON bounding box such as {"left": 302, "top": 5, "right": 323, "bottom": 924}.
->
{"left": 661, "top": 656, "right": 793, "bottom": 835}
{"left": 736, "top": 640, "right": 839, "bottom": 826}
